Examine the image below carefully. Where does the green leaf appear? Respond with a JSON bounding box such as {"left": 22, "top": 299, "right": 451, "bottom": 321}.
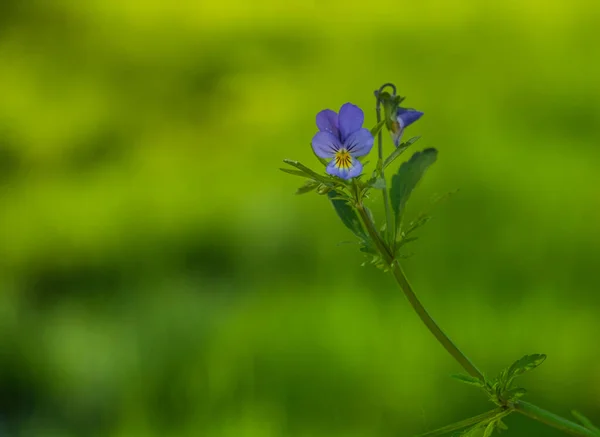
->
{"left": 451, "top": 373, "right": 486, "bottom": 388}
{"left": 383, "top": 136, "right": 421, "bottom": 169}
{"left": 482, "top": 421, "right": 496, "bottom": 437}
{"left": 572, "top": 411, "right": 600, "bottom": 433}
{"left": 280, "top": 168, "right": 309, "bottom": 178}
{"left": 327, "top": 190, "right": 368, "bottom": 241}
{"left": 390, "top": 148, "right": 438, "bottom": 231}
{"left": 507, "top": 354, "right": 547, "bottom": 380}
{"left": 283, "top": 159, "right": 341, "bottom": 186}
{"left": 414, "top": 409, "right": 502, "bottom": 437}
{"left": 370, "top": 176, "right": 386, "bottom": 189}
{"left": 316, "top": 184, "right": 333, "bottom": 195}
{"left": 504, "top": 387, "right": 527, "bottom": 400}
{"left": 295, "top": 180, "right": 320, "bottom": 195}
{"left": 370, "top": 119, "right": 386, "bottom": 137}
{"left": 496, "top": 420, "right": 508, "bottom": 431}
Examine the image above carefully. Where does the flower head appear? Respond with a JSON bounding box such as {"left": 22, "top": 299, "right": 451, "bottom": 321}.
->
{"left": 311, "top": 103, "right": 374, "bottom": 180}
{"left": 390, "top": 107, "right": 423, "bottom": 147}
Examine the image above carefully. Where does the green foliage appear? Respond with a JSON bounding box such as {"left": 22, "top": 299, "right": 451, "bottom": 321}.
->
{"left": 282, "top": 159, "right": 347, "bottom": 187}
{"left": 370, "top": 119, "right": 386, "bottom": 137}
{"left": 327, "top": 190, "right": 368, "bottom": 242}
{"left": 383, "top": 136, "right": 421, "bottom": 169}
{"left": 487, "top": 354, "right": 546, "bottom": 404}
{"left": 390, "top": 148, "right": 438, "bottom": 233}
{"left": 295, "top": 179, "right": 320, "bottom": 194}
{"left": 451, "top": 373, "right": 486, "bottom": 388}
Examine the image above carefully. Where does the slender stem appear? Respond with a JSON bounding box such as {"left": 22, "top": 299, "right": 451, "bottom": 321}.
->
{"left": 375, "top": 96, "right": 394, "bottom": 247}
{"left": 356, "top": 203, "right": 393, "bottom": 262}
{"left": 389, "top": 259, "right": 485, "bottom": 381}
{"left": 356, "top": 201, "right": 485, "bottom": 380}
{"left": 514, "top": 401, "right": 599, "bottom": 437}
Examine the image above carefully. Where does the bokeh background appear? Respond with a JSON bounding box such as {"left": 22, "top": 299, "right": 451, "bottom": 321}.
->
{"left": 1, "top": 1, "right": 599, "bottom": 436}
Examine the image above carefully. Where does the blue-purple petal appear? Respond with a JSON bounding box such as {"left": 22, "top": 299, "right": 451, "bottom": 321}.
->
{"left": 338, "top": 103, "right": 364, "bottom": 142}
{"left": 312, "top": 131, "right": 341, "bottom": 158}
{"left": 326, "top": 156, "right": 363, "bottom": 180}
{"left": 396, "top": 108, "right": 424, "bottom": 129}
{"left": 344, "top": 128, "right": 374, "bottom": 157}
{"left": 316, "top": 109, "right": 339, "bottom": 137}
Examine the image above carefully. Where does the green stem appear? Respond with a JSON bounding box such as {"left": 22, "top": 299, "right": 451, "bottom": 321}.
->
{"left": 514, "top": 401, "right": 599, "bottom": 437}
{"left": 356, "top": 202, "right": 485, "bottom": 381}
{"left": 389, "top": 259, "right": 485, "bottom": 381}
{"left": 375, "top": 98, "right": 394, "bottom": 247}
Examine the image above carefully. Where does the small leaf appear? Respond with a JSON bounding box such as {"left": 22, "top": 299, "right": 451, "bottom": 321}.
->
{"left": 316, "top": 184, "right": 333, "bottom": 195}
{"left": 296, "top": 180, "right": 320, "bottom": 195}
{"left": 370, "top": 119, "right": 386, "bottom": 137}
{"left": 383, "top": 136, "right": 421, "bottom": 169}
{"left": 283, "top": 159, "right": 342, "bottom": 186}
{"left": 390, "top": 148, "right": 438, "bottom": 231}
{"left": 504, "top": 387, "right": 527, "bottom": 400}
{"left": 451, "top": 373, "right": 486, "bottom": 388}
{"left": 572, "top": 411, "right": 600, "bottom": 433}
{"left": 370, "top": 177, "right": 386, "bottom": 189}
{"left": 280, "top": 168, "right": 309, "bottom": 178}
{"left": 482, "top": 421, "right": 495, "bottom": 437}
{"left": 327, "top": 190, "right": 368, "bottom": 242}
{"left": 496, "top": 420, "right": 508, "bottom": 432}
{"left": 414, "top": 409, "right": 502, "bottom": 437}
{"left": 507, "top": 354, "right": 547, "bottom": 380}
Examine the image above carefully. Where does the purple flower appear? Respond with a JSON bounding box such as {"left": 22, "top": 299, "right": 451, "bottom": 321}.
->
{"left": 311, "top": 103, "right": 374, "bottom": 180}
{"left": 390, "top": 107, "right": 424, "bottom": 147}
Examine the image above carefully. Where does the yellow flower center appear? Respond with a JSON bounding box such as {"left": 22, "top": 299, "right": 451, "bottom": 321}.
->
{"left": 334, "top": 149, "right": 352, "bottom": 170}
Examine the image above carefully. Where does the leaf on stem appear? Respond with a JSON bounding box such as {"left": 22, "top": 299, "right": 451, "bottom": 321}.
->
{"left": 451, "top": 373, "right": 486, "bottom": 388}
{"left": 327, "top": 190, "right": 368, "bottom": 242}
{"left": 370, "top": 119, "right": 386, "bottom": 137}
{"left": 295, "top": 180, "right": 320, "bottom": 195}
{"left": 383, "top": 136, "right": 421, "bottom": 170}
{"left": 390, "top": 148, "right": 438, "bottom": 231}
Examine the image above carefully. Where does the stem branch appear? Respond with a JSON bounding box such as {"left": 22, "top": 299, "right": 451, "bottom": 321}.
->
{"left": 514, "top": 401, "right": 599, "bottom": 437}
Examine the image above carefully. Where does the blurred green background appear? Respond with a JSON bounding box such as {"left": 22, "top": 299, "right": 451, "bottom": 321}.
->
{"left": 1, "top": 0, "right": 599, "bottom": 436}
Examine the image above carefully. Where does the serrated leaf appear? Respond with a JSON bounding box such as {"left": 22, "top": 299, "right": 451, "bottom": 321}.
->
{"left": 370, "top": 120, "right": 386, "bottom": 137}
{"left": 327, "top": 190, "right": 368, "bottom": 242}
{"left": 295, "top": 180, "right": 320, "bottom": 195}
{"left": 390, "top": 148, "right": 438, "bottom": 231}
{"left": 572, "top": 411, "right": 600, "bottom": 433}
{"left": 451, "top": 373, "right": 486, "bottom": 388}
